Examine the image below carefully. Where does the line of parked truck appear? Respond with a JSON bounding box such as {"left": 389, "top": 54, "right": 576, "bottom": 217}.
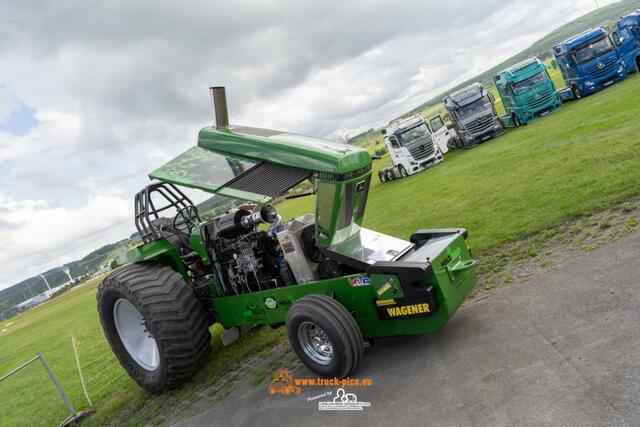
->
{"left": 379, "top": 9, "right": 640, "bottom": 183}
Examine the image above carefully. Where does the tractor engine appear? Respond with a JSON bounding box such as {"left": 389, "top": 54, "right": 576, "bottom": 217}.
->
{"left": 210, "top": 206, "right": 291, "bottom": 295}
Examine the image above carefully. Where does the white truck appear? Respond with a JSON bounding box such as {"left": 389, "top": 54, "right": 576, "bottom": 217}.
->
{"left": 378, "top": 115, "right": 450, "bottom": 183}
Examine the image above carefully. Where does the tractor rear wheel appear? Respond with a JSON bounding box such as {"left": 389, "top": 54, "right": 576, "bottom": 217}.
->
{"left": 97, "top": 263, "right": 211, "bottom": 394}
{"left": 398, "top": 165, "right": 408, "bottom": 178}
{"left": 386, "top": 169, "right": 395, "bottom": 181}
{"left": 286, "top": 294, "right": 363, "bottom": 378}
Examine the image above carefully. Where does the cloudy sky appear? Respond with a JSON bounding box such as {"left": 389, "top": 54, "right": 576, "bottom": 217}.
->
{"left": 0, "top": 0, "right": 621, "bottom": 289}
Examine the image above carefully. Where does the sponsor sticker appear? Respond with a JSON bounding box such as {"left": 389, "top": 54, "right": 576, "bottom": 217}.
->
{"left": 318, "top": 388, "right": 371, "bottom": 411}
{"left": 349, "top": 276, "right": 372, "bottom": 287}
{"left": 375, "top": 287, "right": 438, "bottom": 320}
{"left": 376, "top": 280, "right": 393, "bottom": 296}
{"left": 384, "top": 302, "right": 431, "bottom": 318}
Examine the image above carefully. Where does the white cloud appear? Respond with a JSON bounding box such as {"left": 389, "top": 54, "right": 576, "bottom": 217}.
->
{"left": 0, "top": 190, "right": 132, "bottom": 288}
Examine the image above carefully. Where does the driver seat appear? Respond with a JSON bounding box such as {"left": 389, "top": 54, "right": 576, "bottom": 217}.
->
{"left": 150, "top": 218, "right": 192, "bottom": 255}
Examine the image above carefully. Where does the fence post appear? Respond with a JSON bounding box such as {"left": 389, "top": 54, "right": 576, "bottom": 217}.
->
{"left": 37, "top": 352, "right": 77, "bottom": 416}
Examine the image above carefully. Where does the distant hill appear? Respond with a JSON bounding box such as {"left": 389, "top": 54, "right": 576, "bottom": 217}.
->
{"left": 348, "top": 0, "right": 640, "bottom": 143}
{"left": 0, "top": 237, "right": 137, "bottom": 318}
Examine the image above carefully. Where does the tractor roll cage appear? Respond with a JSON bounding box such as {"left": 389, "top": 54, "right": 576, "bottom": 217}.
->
{"left": 134, "top": 182, "right": 196, "bottom": 243}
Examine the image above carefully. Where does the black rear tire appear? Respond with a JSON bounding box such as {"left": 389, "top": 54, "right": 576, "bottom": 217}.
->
{"left": 378, "top": 171, "right": 387, "bottom": 183}
{"left": 386, "top": 169, "right": 394, "bottom": 181}
{"left": 97, "top": 263, "right": 211, "bottom": 394}
{"left": 398, "top": 165, "right": 408, "bottom": 178}
{"left": 286, "top": 294, "right": 363, "bottom": 378}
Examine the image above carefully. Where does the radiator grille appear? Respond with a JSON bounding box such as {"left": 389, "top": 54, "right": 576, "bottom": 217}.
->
{"left": 223, "top": 162, "right": 312, "bottom": 199}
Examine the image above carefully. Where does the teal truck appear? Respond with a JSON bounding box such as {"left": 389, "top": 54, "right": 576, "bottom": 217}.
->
{"left": 493, "top": 57, "right": 562, "bottom": 126}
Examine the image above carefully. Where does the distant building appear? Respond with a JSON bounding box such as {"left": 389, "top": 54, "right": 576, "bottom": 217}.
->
{"left": 91, "top": 265, "right": 111, "bottom": 279}
{"left": 14, "top": 285, "right": 68, "bottom": 311}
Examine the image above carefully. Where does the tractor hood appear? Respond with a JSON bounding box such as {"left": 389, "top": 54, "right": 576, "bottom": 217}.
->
{"left": 198, "top": 125, "right": 371, "bottom": 175}
{"left": 149, "top": 124, "right": 371, "bottom": 204}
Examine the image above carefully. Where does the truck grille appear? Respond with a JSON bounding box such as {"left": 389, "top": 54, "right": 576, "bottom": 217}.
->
{"left": 464, "top": 115, "right": 494, "bottom": 135}
{"left": 408, "top": 140, "right": 435, "bottom": 160}
{"left": 525, "top": 89, "right": 555, "bottom": 110}
{"left": 584, "top": 56, "right": 616, "bottom": 80}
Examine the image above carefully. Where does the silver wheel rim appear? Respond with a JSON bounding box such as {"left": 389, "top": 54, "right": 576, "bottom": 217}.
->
{"left": 298, "top": 321, "right": 333, "bottom": 365}
{"left": 113, "top": 298, "right": 160, "bottom": 371}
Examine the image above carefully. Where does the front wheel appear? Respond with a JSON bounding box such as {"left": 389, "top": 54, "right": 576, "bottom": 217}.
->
{"left": 97, "top": 263, "right": 211, "bottom": 394}
{"left": 513, "top": 114, "right": 522, "bottom": 127}
{"left": 572, "top": 85, "right": 582, "bottom": 100}
{"left": 286, "top": 294, "right": 363, "bottom": 378}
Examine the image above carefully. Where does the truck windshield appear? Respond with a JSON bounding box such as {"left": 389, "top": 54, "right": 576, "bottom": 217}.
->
{"left": 573, "top": 37, "right": 614, "bottom": 64}
{"left": 456, "top": 97, "right": 490, "bottom": 118}
{"left": 513, "top": 71, "right": 548, "bottom": 91}
{"left": 398, "top": 124, "right": 429, "bottom": 146}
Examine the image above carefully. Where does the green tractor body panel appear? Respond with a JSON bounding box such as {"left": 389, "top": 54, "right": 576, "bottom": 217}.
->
{"left": 210, "top": 231, "right": 475, "bottom": 339}
{"left": 197, "top": 126, "right": 372, "bottom": 174}
{"left": 118, "top": 239, "right": 187, "bottom": 276}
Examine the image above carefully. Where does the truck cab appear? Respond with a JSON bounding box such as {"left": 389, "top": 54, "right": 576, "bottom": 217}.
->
{"left": 443, "top": 82, "right": 503, "bottom": 148}
{"left": 553, "top": 27, "right": 627, "bottom": 98}
{"left": 493, "top": 57, "right": 563, "bottom": 126}
{"left": 612, "top": 10, "right": 640, "bottom": 74}
{"left": 378, "top": 115, "right": 443, "bottom": 182}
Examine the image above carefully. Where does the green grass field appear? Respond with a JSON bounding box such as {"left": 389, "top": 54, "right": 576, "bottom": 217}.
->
{"left": 1, "top": 73, "right": 640, "bottom": 426}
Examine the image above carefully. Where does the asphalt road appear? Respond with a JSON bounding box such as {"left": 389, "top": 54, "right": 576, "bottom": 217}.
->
{"left": 178, "top": 232, "right": 640, "bottom": 427}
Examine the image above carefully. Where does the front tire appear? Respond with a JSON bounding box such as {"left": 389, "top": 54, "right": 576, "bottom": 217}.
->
{"left": 513, "top": 114, "right": 522, "bottom": 127}
{"left": 572, "top": 85, "right": 582, "bottom": 100}
{"left": 286, "top": 294, "right": 363, "bottom": 378}
{"left": 97, "top": 263, "right": 211, "bottom": 394}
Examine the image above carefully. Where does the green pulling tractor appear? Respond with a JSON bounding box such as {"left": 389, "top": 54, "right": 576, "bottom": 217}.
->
{"left": 97, "top": 87, "right": 477, "bottom": 393}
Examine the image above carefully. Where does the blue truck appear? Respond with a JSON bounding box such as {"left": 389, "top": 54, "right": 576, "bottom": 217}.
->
{"left": 553, "top": 27, "right": 627, "bottom": 99}
{"left": 493, "top": 57, "right": 562, "bottom": 126}
{"left": 612, "top": 10, "right": 640, "bottom": 74}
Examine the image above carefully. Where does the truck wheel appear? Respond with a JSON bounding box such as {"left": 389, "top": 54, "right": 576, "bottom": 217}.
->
{"left": 398, "top": 165, "right": 408, "bottom": 178}
{"left": 97, "top": 263, "right": 211, "bottom": 394}
{"left": 512, "top": 114, "right": 522, "bottom": 127}
{"left": 572, "top": 86, "right": 582, "bottom": 100}
{"left": 286, "top": 294, "right": 363, "bottom": 378}
{"left": 635, "top": 56, "right": 640, "bottom": 73}
{"left": 386, "top": 170, "right": 395, "bottom": 181}
{"left": 378, "top": 171, "right": 387, "bottom": 183}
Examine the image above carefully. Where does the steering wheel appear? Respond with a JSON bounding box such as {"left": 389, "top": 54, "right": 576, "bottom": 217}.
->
{"left": 173, "top": 206, "right": 200, "bottom": 233}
